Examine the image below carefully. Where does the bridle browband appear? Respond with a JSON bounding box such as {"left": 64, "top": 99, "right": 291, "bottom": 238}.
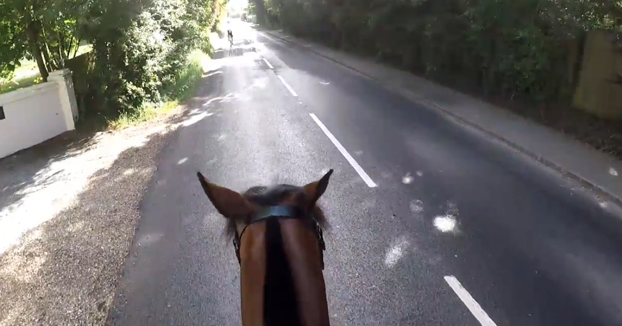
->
{"left": 233, "top": 205, "right": 326, "bottom": 270}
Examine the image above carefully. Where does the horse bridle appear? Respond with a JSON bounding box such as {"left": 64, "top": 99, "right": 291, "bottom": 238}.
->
{"left": 233, "top": 205, "right": 326, "bottom": 270}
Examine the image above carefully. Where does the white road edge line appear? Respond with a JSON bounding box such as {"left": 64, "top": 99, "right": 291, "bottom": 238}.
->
{"left": 263, "top": 58, "right": 274, "bottom": 69}
{"left": 444, "top": 276, "right": 498, "bottom": 326}
{"left": 309, "top": 113, "right": 377, "bottom": 188}
{"left": 277, "top": 75, "right": 298, "bottom": 97}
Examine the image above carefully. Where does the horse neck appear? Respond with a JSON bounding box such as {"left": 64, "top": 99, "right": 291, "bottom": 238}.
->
{"left": 240, "top": 219, "right": 330, "bottom": 326}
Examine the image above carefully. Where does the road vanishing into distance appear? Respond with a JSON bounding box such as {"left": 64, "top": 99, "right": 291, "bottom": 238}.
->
{"left": 108, "top": 21, "right": 622, "bottom": 326}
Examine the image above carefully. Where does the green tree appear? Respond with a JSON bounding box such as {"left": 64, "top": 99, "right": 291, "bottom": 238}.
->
{"left": 0, "top": 0, "right": 87, "bottom": 81}
{"left": 0, "top": 1, "right": 27, "bottom": 80}
{"left": 253, "top": 0, "right": 622, "bottom": 103}
{"left": 1, "top": 0, "right": 224, "bottom": 118}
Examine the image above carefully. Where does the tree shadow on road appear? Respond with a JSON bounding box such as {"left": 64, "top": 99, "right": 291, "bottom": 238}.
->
{"left": 212, "top": 47, "right": 257, "bottom": 60}
{"left": 211, "top": 38, "right": 258, "bottom": 60}
{"left": 0, "top": 67, "right": 225, "bottom": 325}
{"left": 0, "top": 131, "right": 170, "bottom": 325}
{"left": 0, "top": 127, "right": 107, "bottom": 224}
{"left": 0, "top": 65, "right": 224, "bottom": 227}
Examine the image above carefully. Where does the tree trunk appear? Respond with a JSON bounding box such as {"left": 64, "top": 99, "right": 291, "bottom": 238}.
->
{"left": 42, "top": 43, "right": 55, "bottom": 71}
{"left": 570, "top": 31, "right": 586, "bottom": 95}
{"left": 66, "top": 36, "right": 77, "bottom": 59}
{"left": 59, "top": 31, "right": 68, "bottom": 59}
{"left": 25, "top": 21, "right": 49, "bottom": 82}
{"left": 72, "top": 40, "right": 81, "bottom": 58}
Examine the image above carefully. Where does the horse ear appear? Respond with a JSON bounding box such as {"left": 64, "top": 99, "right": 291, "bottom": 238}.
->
{"left": 303, "top": 169, "right": 334, "bottom": 207}
{"left": 197, "top": 172, "right": 254, "bottom": 219}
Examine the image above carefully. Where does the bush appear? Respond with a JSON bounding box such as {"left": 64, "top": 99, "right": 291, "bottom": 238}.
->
{"left": 163, "top": 50, "right": 206, "bottom": 101}
{"left": 67, "top": 0, "right": 225, "bottom": 127}
{"left": 101, "top": 49, "right": 208, "bottom": 129}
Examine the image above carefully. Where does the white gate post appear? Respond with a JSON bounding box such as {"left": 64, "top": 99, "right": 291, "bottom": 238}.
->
{"left": 48, "top": 69, "right": 79, "bottom": 130}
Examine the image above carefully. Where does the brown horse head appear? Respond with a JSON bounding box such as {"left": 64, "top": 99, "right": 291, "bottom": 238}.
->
{"left": 197, "top": 170, "right": 333, "bottom": 326}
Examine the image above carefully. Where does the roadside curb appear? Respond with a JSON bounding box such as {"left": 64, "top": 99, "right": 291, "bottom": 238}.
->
{"left": 263, "top": 30, "right": 622, "bottom": 206}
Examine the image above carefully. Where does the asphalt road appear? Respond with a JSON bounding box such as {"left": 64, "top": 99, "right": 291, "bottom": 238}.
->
{"left": 108, "top": 22, "right": 622, "bottom": 326}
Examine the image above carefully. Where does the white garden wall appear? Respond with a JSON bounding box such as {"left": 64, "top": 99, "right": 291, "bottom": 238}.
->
{"left": 0, "top": 69, "right": 79, "bottom": 159}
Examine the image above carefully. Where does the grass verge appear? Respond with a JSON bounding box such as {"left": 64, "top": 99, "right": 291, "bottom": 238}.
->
{"left": 0, "top": 60, "right": 42, "bottom": 94}
{"left": 0, "top": 74, "right": 42, "bottom": 94}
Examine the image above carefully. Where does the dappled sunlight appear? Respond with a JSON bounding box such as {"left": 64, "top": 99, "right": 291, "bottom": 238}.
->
{"left": 204, "top": 70, "right": 223, "bottom": 78}
{"left": 123, "top": 168, "right": 136, "bottom": 176}
{"left": 373, "top": 169, "right": 422, "bottom": 185}
{"left": 0, "top": 179, "right": 83, "bottom": 255}
{"left": 0, "top": 68, "right": 218, "bottom": 259}
{"left": 211, "top": 41, "right": 259, "bottom": 60}
{"left": 188, "top": 108, "right": 203, "bottom": 115}
{"left": 12, "top": 169, "right": 65, "bottom": 197}
{"left": 86, "top": 172, "right": 110, "bottom": 184}
{"left": 0, "top": 129, "right": 169, "bottom": 325}
{"left": 402, "top": 172, "right": 413, "bottom": 184}
{"left": 0, "top": 251, "right": 47, "bottom": 284}
{"left": 251, "top": 77, "right": 269, "bottom": 89}
{"left": 180, "top": 111, "right": 213, "bottom": 127}
{"left": 65, "top": 220, "right": 85, "bottom": 233}
{"left": 384, "top": 236, "right": 410, "bottom": 268}
{"left": 433, "top": 201, "right": 460, "bottom": 234}
{"left": 115, "top": 168, "right": 151, "bottom": 183}
{"left": 1, "top": 304, "right": 26, "bottom": 326}
{"left": 0, "top": 125, "right": 171, "bottom": 256}
{"left": 203, "top": 93, "right": 235, "bottom": 107}
{"left": 598, "top": 200, "right": 622, "bottom": 217}
{"left": 433, "top": 215, "right": 457, "bottom": 233}
{"left": 200, "top": 86, "right": 261, "bottom": 109}
{"left": 609, "top": 168, "right": 618, "bottom": 176}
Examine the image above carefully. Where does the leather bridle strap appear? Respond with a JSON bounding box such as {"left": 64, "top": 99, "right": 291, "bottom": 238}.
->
{"left": 233, "top": 205, "right": 326, "bottom": 269}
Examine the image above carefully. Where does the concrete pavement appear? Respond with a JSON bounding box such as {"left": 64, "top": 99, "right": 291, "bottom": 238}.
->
{"left": 108, "top": 22, "right": 622, "bottom": 326}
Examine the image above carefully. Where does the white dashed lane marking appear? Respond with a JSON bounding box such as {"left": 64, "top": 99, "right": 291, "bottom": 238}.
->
{"left": 444, "top": 275, "right": 498, "bottom": 326}
{"left": 309, "top": 113, "right": 377, "bottom": 188}
{"left": 263, "top": 58, "right": 274, "bottom": 69}
{"left": 277, "top": 75, "right": 298, "bottom": 97}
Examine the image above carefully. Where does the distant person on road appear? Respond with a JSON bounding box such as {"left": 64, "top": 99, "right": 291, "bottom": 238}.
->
{"left": 227, "top": 29, "right": 233, "bottom": 46}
